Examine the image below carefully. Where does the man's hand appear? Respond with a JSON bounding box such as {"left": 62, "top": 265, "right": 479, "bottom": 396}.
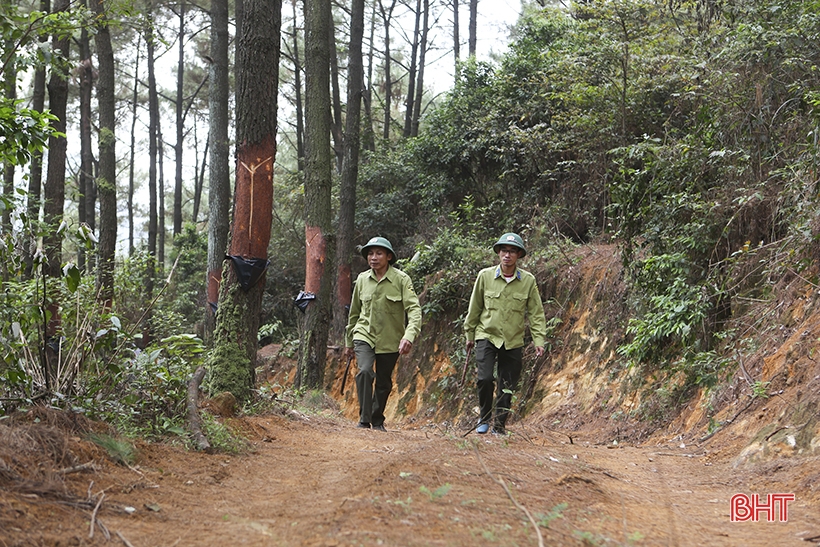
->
{"left": 399, "top": 339, "right": 413, "bottom": 355}
{"left": 466, "top": 340, "right": 475, "bottom": 353}
{"left": 344, "top": 346, "right": 355, "bottom": 359}
{"left": 535, "top": 345, "right": 545, "bottom": 358}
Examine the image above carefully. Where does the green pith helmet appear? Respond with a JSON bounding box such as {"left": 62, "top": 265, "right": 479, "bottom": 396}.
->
{"left": 493, "top": 232, "right": 527, "bottom": 257}
{"left": 360, "top": 236, "right": 396, "bottom": 264}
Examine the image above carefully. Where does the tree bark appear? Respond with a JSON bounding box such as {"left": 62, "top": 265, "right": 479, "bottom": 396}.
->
{"left": 24, "top": 0, "right": 48, "bottom": 279}
{"left": 192, "top": 131, "right": 207, "bottom": 224}
{"left": 43, "top": 0, "right": 69, "bottom": 281}
{"left": 298, "top": 0, "right": 334, "bottom": 389}
{"left": 207, "top": 0, "right": 281, "bottom": 400}
{"left": 43, "top": 0, "right": 71, "bottom": 388}
{"left": 468, "top": 0, "right": 477, "bottom": 57}
{"left": 332, "top": 0, "right": 365, "bottom": 342}
{"left": 92, "top": 0, "right": 117, "bottom": 306}
{"left": 205, "top": 0, "right": 231, "bottom": 343}
{"left": 174, "top": 0, "right": 186, "bottom": 237}
{"left": 158, "top": 121, "right": 166, "bottom": 270}
{"left": 452, "top": 0, "right": 459, "bottom": 74}
{"left": 3, "top": 16, "right": 16, "bottom": 240}
{"left": 145, "top": 9, "right": 159, "bottom": 345}
{"left": 78, "top": 25, "right": 94, "bottom": 272}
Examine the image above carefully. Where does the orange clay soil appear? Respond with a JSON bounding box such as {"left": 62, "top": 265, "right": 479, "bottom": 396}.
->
{"left": 2, "top": 410, "right": 819, "bottom": 547}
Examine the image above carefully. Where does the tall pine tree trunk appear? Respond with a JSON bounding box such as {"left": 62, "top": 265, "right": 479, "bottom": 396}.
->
{"left": 158, "top": 122, "right": 166, "bottom": 270}
{"left": 92, "top": 0, "right": 116, "bottom": 306}
{"left": 3, "top": 10, "right": 16, "bottom": 241}
{"left": 174, "top": 0, "right": 185, "bottom": 237}
{"left": 402, "top": 0, "right": 420, "bottom": 138}
{"left": 205, "top": 0, "right": 231, "bottom": 343}
{"left": 145, "top": 10, "right": 159, "bottom": 345}
{"left": 128, "top": 37, "right": 140, "bottom": 256}
{"left": 328, "top": 13, "right": 343, "bottom": 173}
{"left": 468, "top": 0, "right": 477, "bottom": 57}
{"left": 410, "top": 0, "right": 428, "bottom": 137}
{"left": 452, "top": 0, "right": 459, "bottom": 74}
{"left": 24, "top": 0, "right": 49, "bottom": 280}
{"left": 362, "top": 0, "right": 376, "bottom": 152}
{"left": 43, "top": 0, "right": 71, "bottom": 388}
{"left": 332, "top": 0, "right": 365, "bottom": 342}
{"left": 192, "top": 131, "right": 207, "bottom": 224}
{"left": 377, "top": 0, "right": 396, "bottom": 141}
{"left": 78, "top": 25, "right": 94, "bottom": 272}
{"left": 290, "top": 0, "right": 305, "bottom": 172}
{"left": 298, "top": 0, "right": 333, "bottom": 390}
{"left": 207, "top": 0, "right": 281, "bottom": 400}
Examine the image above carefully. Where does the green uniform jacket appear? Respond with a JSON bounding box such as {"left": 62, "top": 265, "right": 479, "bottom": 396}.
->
{"left": 345, "top": 266, "right": 422, "bottom": 354}
{"left": 464, "top": 265, "right": 547, "bottom": 350}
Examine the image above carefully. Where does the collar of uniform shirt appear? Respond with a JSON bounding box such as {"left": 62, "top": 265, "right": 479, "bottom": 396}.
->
{"left": 494, "top": 266, "right": 521, "bottom": 280}
{"left": 368, "top": 265, "right": 396, "bottom": 282}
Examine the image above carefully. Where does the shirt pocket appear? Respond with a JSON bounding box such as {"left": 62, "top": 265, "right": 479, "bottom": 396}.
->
{"left": 484, "top": 290, "right": 502, "bottom": 310}
{"left": 385, "top": 293, "right": 404, "bottom": 316}
{"left": 511, "top": 293, "right": 527, "bottom": 312}
{"left": 361, "top": 294, "right": 373, "bottom": 317}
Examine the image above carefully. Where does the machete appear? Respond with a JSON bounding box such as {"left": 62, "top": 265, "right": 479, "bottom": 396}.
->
{"left": 340, "top": 354, "right": 353, "bottom": 395}
{"left": 459, "top": 344, "right": 473, "bottom": 388}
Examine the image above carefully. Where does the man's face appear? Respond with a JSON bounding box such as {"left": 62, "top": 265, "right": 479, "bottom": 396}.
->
{"left": 497, "top": 245, "right": 520, "bottom": 268}
{"left": 368, "top": 247, "right": 392, "bottom": 270}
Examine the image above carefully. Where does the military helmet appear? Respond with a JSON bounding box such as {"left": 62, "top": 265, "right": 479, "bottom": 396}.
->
{"left": 360, "top": 236, "right": 396, "bottom": 264}
{"left": 493, "top": 232, "right": 527, "bottom": 258}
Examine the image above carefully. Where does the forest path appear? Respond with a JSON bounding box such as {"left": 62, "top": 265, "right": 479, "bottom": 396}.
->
{"left": 3, "top": 412, "right": 818, "bottom": 546}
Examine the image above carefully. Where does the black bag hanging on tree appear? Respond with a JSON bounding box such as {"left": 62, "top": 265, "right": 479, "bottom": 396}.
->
{"left": 293, "top": 290, "right": 316, "bottom": 312}
{"left": 226, "top": 255, "right": 270, "bottom": 291}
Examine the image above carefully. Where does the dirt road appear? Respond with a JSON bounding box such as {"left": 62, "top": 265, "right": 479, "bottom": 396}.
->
{"left": 3, "top": 411, "right": 818, "bottom": 547}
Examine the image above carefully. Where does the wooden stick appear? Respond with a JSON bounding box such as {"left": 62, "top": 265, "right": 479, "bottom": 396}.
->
{"left": 116, "top": 530, "right": 136, "bottom": 547}
{"left": 58, "top": 462, "right": 98, "bottom": 475}
{"left": 89, "top": 492, "right": 105, "bottom": 539}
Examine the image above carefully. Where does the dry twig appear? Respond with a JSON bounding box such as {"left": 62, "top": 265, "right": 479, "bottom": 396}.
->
{"left": 89, "top": 492, "right": 104, "bottom": 539}
{"left": 116, "top": 530, "right": 136, "bottom": 547}
{"left": 473, "top": 444, "right": 545, "bottom": 547}
{"left": 57, "top": 462, "right": 98, "bottom": 475}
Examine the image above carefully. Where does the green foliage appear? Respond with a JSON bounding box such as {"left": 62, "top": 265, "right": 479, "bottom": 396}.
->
{"left": 88, "top": 334, "right": 204, "bottom": 439}
{"left": 113, "top": 248, "right": 156, "bottom": 332}
{"left": 200, "top": 413, "right": 252, "bottom": 454}
{"left": 399, "top": 219, "right": 490, "bottom": 318}
{"left": 265, "top": 170, "right": 309, "bottom": 342}
{"left": 536, "top": 502, "right": 567, "bottom": 529}
{"left": 157, "top": 224, "right": 207, "bottom": 337}
{"left": 419, "top": 483, "right": 451, "bottom": 501}
{"left": 618, "top": 253, "right": 711, "bottom": 366}
{"left": 354, "top": 144, "right": 424, "bottom": 246}
{"left": 751, "top": 380, "right": 771, "bottom": 399}
{"left": 0, "top": 98, "right": 60, "bottom": 166}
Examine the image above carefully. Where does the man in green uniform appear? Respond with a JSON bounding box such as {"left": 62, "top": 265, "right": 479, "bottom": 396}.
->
{"left": 464, "top": 233, "right": 547, "bottom": 435}
{"left": 345, "top": 237, "right": 422, "bottom": 431}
